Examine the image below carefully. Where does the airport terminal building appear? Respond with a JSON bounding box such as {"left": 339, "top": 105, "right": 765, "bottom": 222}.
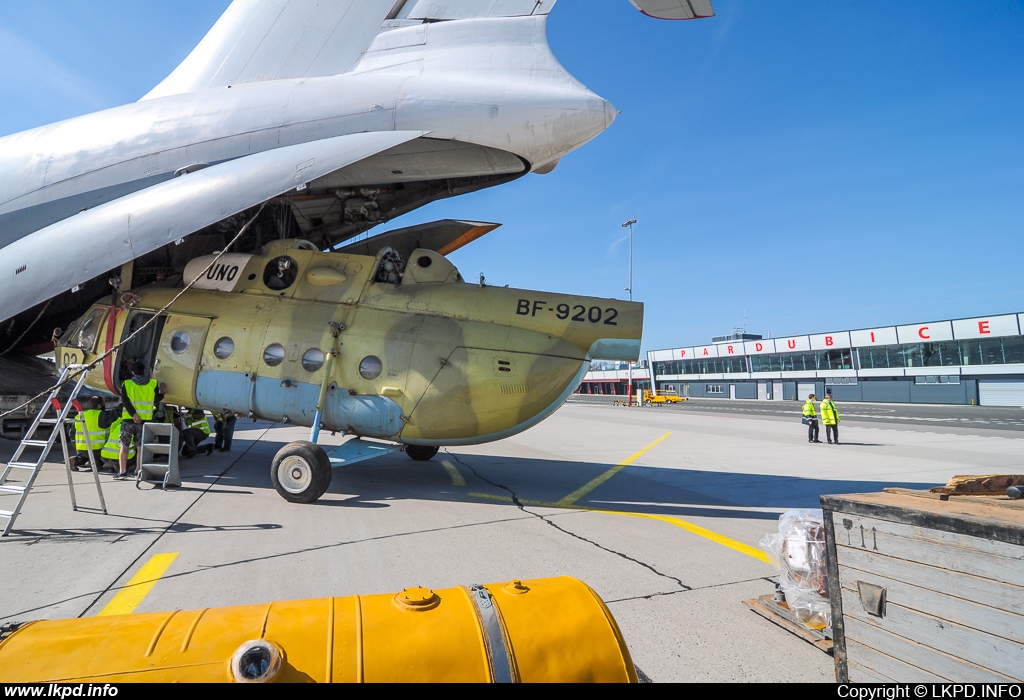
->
{"left": 581, "top": 312, "right": 1024, "bottom": 407}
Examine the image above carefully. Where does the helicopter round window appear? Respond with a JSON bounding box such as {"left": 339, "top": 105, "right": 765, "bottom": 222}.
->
{"left": 213, "top": 337, "right": 235, "bottom": 360}
{"left": 302, "top": 349, "right": 325, "bottom": 373}
{"left": 170, "top": 331, "right": 190, "bottom": 354}
{"left": 263, "top": 256, "right": 298, "bottom": 291}
{"left": 359, "top": 356, "right": 383, "bottom": 380}
{"left": 263, "top": 343, "right": 286, "bottom": 367}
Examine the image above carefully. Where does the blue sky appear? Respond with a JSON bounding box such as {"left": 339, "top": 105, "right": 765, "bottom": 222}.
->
{"left": 1, "top": 1, "right": 1022, "bottom": 353}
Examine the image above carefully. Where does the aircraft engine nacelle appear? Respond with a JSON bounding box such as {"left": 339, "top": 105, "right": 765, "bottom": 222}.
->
{"left": 0, "top": 577, "right": 637, "bottom": 683}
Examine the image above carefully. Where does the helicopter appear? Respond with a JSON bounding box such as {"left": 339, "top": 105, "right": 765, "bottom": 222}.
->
{"left": 55, "top": 226, "right": 642, "bottom": 503}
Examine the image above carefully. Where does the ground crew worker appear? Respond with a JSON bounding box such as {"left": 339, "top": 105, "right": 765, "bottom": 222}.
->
{"left": 803, "top": 393, "right": 821, "bottom": 443}
{"left": 214, "top": 411, "right": 238, "bottom": 452}
{"left": 100, "top": 417, "right": 134, "bottom": 473}
{"left": 72, "top": 397, "right": 108, "bottom": 471}
{"left": 117, "top": 361, "right": 165, "bottom": 480}
{"left": 821, "top": 390, "right": 840, "bottom": 445}
{"left": 181, "top": 409, "right": 213, "bottom": 458}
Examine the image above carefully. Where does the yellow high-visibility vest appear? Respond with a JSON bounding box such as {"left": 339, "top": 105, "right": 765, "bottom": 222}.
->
{"left": 189, "top": 414, "right": 211, "bottom": 435}
{"left": 802, "top": 400, "right": 817, "bottom": 419}
{"left": 101, "top": 419, "right": 135, "bottom": 460}
{"left": 122, "top": 379, "right": 158, "bottom": 421}
{"left": 820, "top": 399, "right": 840, "bottom": 426}
{"left": 74, "top": 410, "right": 108, "bottom": 451}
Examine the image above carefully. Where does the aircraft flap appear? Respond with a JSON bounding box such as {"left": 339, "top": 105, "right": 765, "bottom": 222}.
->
{"left": 393, "top": 0, "right": 556, "bottom": 21}
{"left": 144, "top": 0, "right": 400, "bottom": 100}
{"left": 2, "top": 131, "right": 425, "bottom": 322}
{"left": 628, "top": 0, "right": 714, "bottom": 20}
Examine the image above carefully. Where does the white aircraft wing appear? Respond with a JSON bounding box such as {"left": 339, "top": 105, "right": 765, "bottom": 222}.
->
{"left": 628, "top": 0, "right": 714, "bottom": 20}
{"left": 144, "top": 0, "right": 400, "bottom": 100}
{"left": 2, "top": 131, "right": 425, "bottom": 320}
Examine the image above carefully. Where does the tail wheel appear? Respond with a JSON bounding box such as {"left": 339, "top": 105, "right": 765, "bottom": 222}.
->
{"left": 271, "top": 441, "right": 332, "bottom": 503}
{"left": 405, "top": 445, "right": 439, "bottom": 461}
{"left": 645, "top": 399, "right": 652, "bottom": 406}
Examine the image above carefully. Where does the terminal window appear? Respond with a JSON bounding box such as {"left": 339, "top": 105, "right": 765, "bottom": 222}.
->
{"left": 914, "top": 375, "right": 961, "bottom": 385}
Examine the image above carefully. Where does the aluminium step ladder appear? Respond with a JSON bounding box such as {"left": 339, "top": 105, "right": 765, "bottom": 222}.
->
{"left": 0, "top": 364, "right": 107, "bottom": 537}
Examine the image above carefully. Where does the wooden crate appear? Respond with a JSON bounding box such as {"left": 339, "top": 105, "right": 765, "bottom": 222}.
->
{"left": 821, "top": 489, "right": 1024, "bottom": 683}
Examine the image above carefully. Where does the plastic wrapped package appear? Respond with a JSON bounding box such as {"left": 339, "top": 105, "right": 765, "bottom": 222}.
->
{"left": 759, "top": 509, "right": 831, "bottom": 630}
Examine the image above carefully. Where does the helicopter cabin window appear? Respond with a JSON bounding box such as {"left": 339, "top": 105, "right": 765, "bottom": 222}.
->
{"left": 213, "top": 337, "right": 235, "bottom": 360}
{"left": 263, "top": 343, "right": 285, "bottom": 367}
{"left": 263, "top": 256, "right": 298, "bottom": 291}
{"left": 302, "top": 349, "right": 325, "bottom": 373}
{"left": 62, "top": 306, "right": 105, "bottom": 351}
{"left": 359, "top": 356, "right": 383, "bottom": 380}
{"left": 170, "top": 332, "right": 190, "bottom": 354}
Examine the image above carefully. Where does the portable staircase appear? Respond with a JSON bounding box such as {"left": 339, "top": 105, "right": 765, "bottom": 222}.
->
{"left": 0, "top": 365, "right": 107, "bottom": 536}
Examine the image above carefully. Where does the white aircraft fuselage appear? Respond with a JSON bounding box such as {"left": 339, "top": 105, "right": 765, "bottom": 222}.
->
{"left": 0, "top": 0, "right": 715, "bottom": 356}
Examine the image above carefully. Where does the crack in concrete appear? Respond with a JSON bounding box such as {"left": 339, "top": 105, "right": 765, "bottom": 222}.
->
{"left": 447, "top": 451, "right": 692, "bottom": 592}
{"left": 604, "top": 576, "right": 775, "bottom": 604}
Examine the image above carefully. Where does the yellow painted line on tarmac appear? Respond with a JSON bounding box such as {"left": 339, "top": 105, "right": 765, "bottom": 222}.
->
{"left": 441, "top": 460, "right": 466, "bottom": 486}
{"left": 554, "top": 432, "right": 672, "bottom": 507}
{"left": 98, "top": 553, "right": 179, "bottom": 616}
{"left": 466, "top": 492, "right": 768, "bottom": 563}
{"left": 607, "top": 511, "right": 770, "bottom": 563}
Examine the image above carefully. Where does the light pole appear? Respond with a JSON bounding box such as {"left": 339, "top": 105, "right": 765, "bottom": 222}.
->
{"left": 622, "top": 218, "right": 635, "bottom": 302}
{"left": 622, "top": 218, "right": 636, "bottom": 404}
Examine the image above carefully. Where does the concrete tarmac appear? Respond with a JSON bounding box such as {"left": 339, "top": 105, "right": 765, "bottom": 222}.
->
{"left": 2, "top": 402, "right": 1021, "bottom": 682}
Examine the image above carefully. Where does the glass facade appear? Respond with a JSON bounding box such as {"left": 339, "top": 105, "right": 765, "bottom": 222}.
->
{"left": 749, "top": 349, "right": 853, "bottom": 372}
{"left": 656, "top": 357, "right": 749, "bottom": 375}
{"left": 859, "top": 337, "right": 1024, "bottom": 369}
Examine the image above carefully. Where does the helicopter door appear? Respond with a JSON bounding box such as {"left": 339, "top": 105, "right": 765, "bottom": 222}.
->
{"left": 117, "top": 310, "right": 167, "bottom": 387}
{"left": 152, "top": 314, "right": 212, "bottom": 407}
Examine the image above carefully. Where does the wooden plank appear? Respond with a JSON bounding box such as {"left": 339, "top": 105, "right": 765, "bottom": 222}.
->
{"left": 843, "top": 617, "right": 1015, "bottom": 682}
{"left": 839, "top": 566, "right": 1024, "bottom": 645}
{"left": 838, "top": 546, "right": 1024, "bottom": 618}
{"left": 831, "top": 509, "right": 1024, "bottom": 561}
{"left": 841, "top": 597, "right": 1024, "bottom": 679}
{"left": 930, "top": 474, "right": 1024, "bottom": 495}
{"left": 848, "top": 659, "right": 897, "bottom": 683}
{"left": 846, "top": 638, "right": 947, "bottom": 682}
{"left": 822, "top": 492, "right": 1024, "bottom": 546}
{"left": 823, "top": 499, "right": 848, "bottom": 683}
{"left": 742, "top": 596, "right": 833, "bottom": 654}
{"left": 831, "top": 512, "right": 1024, "bottom": 587}
{"left": 884, "top": 487, "right": 1023, "bottom": 512}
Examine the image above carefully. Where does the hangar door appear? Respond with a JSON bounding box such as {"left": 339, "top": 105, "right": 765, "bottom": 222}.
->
{"left": 978, "top": 380, "right": 1024, "bottom": 407}
{"left": 797, "top": 383, "right": 816, "bottom": 401}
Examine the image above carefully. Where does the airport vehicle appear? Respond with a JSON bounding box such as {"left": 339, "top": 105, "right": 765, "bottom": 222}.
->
{"left": 642, "top": 389, "right": 687, "bottom": 405}
{"left": 55, "top": 233, "right": 643, "bottom": 502}
{"left": 0, "top": 0, "right": 713, "bottom": 376}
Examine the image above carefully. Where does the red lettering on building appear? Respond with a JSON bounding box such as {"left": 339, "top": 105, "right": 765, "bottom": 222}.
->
{"left": 703, "top": 348, "right": 710, "bottom": 356}
{"left": 918, "top": 326, "right": 930, "bottom": 339}
{"left": 979, "top": 321, "right": 991, "bottom": 334}
{"left": 755, "top": 342, "right": 763, "bottom": 352}
{"left": 825, "top": 336, "right": 834, "bottom": 347}
{"left": 870, "top": 332, "right": 876, "bottom": 343}
{"left": 680, "top": 350, "right": 687, "bottom": 358}
{"left": 727, "top": 345, "right": 735, "bottom": 354}
{"left": 787, "top": 339, "right": 796, "bottom": 349}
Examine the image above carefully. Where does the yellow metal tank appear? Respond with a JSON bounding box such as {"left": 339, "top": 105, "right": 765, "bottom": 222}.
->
{"left": 0, "top": 577, "right": 636, "bottom": 683}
